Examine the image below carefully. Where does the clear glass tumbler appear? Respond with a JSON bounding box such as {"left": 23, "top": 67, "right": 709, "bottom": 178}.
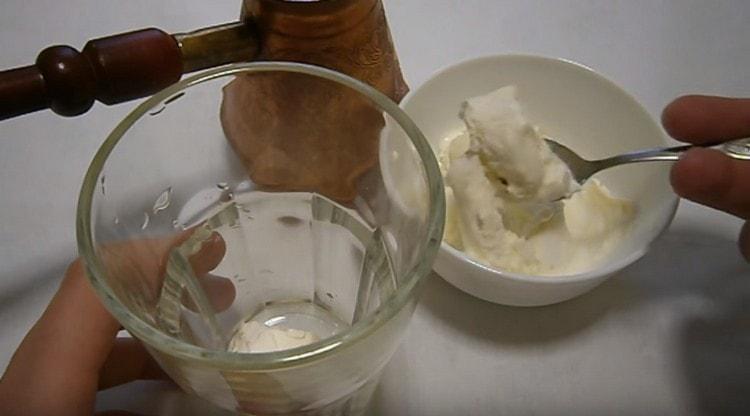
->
{"left": 76, "top": 62, "right": 444, "bottom": 415}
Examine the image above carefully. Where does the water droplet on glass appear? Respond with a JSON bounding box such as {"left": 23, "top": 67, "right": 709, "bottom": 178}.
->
{"left": 114, "top": 216, "right": 120, "bottom": 225}
{"left": 148, "top": 92, "right": 184, "bottom": 116}
{"left": 141, "top": 212, "right": 150, "bottom": 230}
{"left": 326, "top": 292, "right": 334, "bottom": 299}
{"left": 100, "top": 175, "right": 106, "bottom": 196}
{"left": 153, "top": 187, "right": 172, "bottom": 214}
{"left": 220, "top": 191, "right": 234, "bottom": 203}
{"left": 171, "top": 219, "right": 180, "bottom": 229}
{"left": 238, "top": 204, "right": 253, "bottom": 219}
{"left": 149, "top": 106, "right": 166, "bottom": 116}
{"left": 236, "top": 180, "right": 252, "bottom": 192}
{"left": 164, "top": 92, "right": 185, "bottom": 105}
{"left": 278, "top": 216, "right": 303, "bottom": 226}
{"left": 217, "top": 182, "right": 229, "bottom": 191}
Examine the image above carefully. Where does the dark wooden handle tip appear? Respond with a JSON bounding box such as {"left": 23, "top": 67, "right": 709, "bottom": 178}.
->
{"left": 0, "top": 66, "right": 48, "bottom": 120}
{"left": 36, "top": 45, "right": 97, "bottom": 116}
{"left": 1, "top": 28, "right": 182, "bottom": 120}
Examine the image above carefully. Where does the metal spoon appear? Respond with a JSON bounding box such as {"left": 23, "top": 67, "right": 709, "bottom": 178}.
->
{"left": 544, "top": 137, "right": 750, "bottom": 184}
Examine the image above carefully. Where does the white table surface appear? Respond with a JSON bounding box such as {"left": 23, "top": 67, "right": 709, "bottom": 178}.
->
{"left": 2, "top": 1, "right": 749, "bottom": 415}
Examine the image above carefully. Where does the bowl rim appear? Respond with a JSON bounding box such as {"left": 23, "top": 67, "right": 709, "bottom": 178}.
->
{"left": 76, "top": 62, "right": 446, "bottom": 370}
{"left": 402, "top": 53, "right": 680, "bottom": 285}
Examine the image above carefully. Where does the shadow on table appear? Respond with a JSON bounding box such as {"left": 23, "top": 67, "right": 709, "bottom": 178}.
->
{"left": 0, "top": 258, "right": 70, "bottom": 313}
{"left": 418, "top": 268, "right": 638, "bottom": 346}
{"left": 421, "top": 221, "right": 750, "bottom": 414}
{"left": 366, "top": 382, "right": 386, "bottom": 416}
{"left": 647, "top": 227, "right": 750, "bottom": 416}
{"left": 678, "top": 284, "right": 750, "bottom": 416}
{"left": 96, "top": 380, "right": 235, "bottom": 415}
{"left": 420, "top": 224, "right": 748, "bottom": 350}
{"left": 624, "top": 225, "right": 750, "bottom": 414}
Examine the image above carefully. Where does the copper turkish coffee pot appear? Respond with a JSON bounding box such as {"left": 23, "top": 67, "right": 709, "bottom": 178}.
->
{"left": 0, "top": 0, "right": 409, "bottom": 201}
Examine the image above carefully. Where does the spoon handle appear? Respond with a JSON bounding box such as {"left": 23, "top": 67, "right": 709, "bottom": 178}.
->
{"left": 595, "top": 138, "right": 750, "bottom": 170}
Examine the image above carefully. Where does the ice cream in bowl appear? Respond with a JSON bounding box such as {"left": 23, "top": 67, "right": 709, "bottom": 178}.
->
{"left": 399, "top": 54, "right": 678, "bottom": 306}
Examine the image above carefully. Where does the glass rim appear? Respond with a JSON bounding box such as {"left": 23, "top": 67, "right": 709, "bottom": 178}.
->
{"left": 76, "top": 61, "right": 445, "bottom": 370}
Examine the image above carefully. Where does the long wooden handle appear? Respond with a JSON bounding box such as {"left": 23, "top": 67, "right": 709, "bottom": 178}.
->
{"left": 0, "top": 22, "right": 258, "bottom": 121}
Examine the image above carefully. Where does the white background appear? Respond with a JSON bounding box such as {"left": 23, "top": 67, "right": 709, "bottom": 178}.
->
{"left": 1, "top": 1, "right": 749, "bottom": 415}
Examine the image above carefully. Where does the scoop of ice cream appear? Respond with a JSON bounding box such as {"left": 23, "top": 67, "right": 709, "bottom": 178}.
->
{"left": 459, "top": 86, "right": 577, "bottom": 201}
{"left": 228, "top": 321, "right": 319, "bottom": 354}
{"left": 440, "top": 85, "right": 635, "bottom": 276}
{"left": 446, "top": 155, "right": 541, "bottom": 273}
{"left": 564, "top": 179, "right": 635, "bottom": 240}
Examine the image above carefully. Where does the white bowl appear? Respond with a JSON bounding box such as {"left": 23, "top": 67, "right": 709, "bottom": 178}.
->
{"left": 401, "top": 54, "right": 679, "bottom": 306}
